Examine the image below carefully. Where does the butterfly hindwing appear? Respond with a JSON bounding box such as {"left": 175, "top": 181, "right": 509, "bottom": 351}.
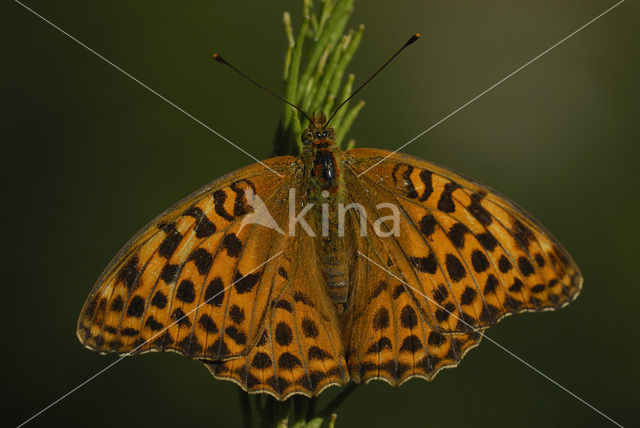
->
{"left": 204, "top": 234, "right": 349, "bottom": 399}
{"left": 344, "top": 229, "right": 483, "bottom": 385}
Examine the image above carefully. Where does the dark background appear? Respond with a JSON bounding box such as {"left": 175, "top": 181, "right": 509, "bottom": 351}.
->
{"left": 4, "top": 1, "right": 638, "bottom": 426}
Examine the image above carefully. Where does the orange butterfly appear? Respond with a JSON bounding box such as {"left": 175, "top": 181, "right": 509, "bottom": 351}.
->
{"left": 77, "top": 36, "right": 581, "bottom": 400}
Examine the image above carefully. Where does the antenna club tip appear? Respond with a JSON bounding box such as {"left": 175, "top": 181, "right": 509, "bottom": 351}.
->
{"left": 407, "top": 33, "right": 421, "bottom": 44}
{"left": 212, "top": 53, "right": 226, "bottom": 63}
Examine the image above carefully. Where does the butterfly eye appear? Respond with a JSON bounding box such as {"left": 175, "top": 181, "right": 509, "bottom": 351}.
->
{"left": 322, "top": 131, "right": 327, "bottom": 137}
{"left": 315, "top": 132, "right": 322, "bottom": 138}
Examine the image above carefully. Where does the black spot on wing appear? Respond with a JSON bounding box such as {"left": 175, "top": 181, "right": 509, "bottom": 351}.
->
{"left": 176, "top": 280, "right": 196, "bottom": 303}
{"left": 468, "top": 193, "right": 492, "bottom": 225}
{"left": 428, "top": 331, "right": 446, "bottom": 346}
{"left": 171, "top": 308, "right": 191, "bottom": 327}
{"left": 509, "top": 278, "right": 524, "bottom": 292}
{"left": 419, "top": 215, "right": 437, "bottom": 237}
{"left": 222, "top": 233, "right": 242, "bottom": 258}
{"left": 205, "top": 277, "right": 225, "bottom": 306}
{"left": 460, "top": 287, "right": 477, "bottom": 305}
{"left": 471, "top": 250, "right": 490, "bottom": 273}
{"left": 278, "top": 352, "right": 302, "bottom": 370}
{"left": 409, "top": 254, "right": 437, "bottom": 274}
{"left": 400, "top": 335, "right": 423, "bottom": 353}
{"left": 371, "top": 281, "right": 389, "bottom": 299}
{"left": 117, "top": 256, "right": 140, "bottom": 290}
{"left": 393, "top": 285, "right": 406, "bottom": 299}
{"left": 126, "top": 296, "right": 145, "bottom": 318}
{"left": 274, "top": 300, "right": 293, "bottom": 312}
{"left": 145, "top": 316, "right": 163, "bottom": 331}
{"left": 432, "top": 284, "right": 448, "bottom": 303}
{"left": 293, "top": 292, "right": 315, "bottom": 308}
{"left": 308, "top": 346, "right": 332, "bottom": 361}
{"left": 151, "top": 291, "right": 167, "bottom": 309}
{"left": 367, "top": 337, "right": 392, "bottom": 354}
{"left": 177, "top": 333, "right": 203, "bottom": 354}
{"left": 498, "top": 255, "right": 512, "bottom": 273}
{"left": 230, "top": 180, "right": 256, "bottom": 217}
{"left": 301, "top": 318, "right": 319, "bottom": 338}
{"left": 484, "top": 275, "right": 499, "bottom": 294}
{"left": 252, "top": 352, "right": 272, "bottom": 369}
{"left": 213, "top": 190, "right": 234, "bottom": 221}
{"left": 476, "top": 233, "right": 498, "bottom": 251}
{"left": 437, "top": 182, "right": 459, "bottom": 213}
{"left": 445, "top": 254, "right": 466, "bottom": 282}
{"left": 225, "top": 326, "right": 247, "bottom": 345}
{"left": 372, "top": 308, "right": 390, "bottom": 331}
{"left": 233, "top": 271, "right": 262, "bottom": 294}
{"left": 158, "top": 223, "right": 182, "bottom": 258}
{"left": 110, "top": 296, "right": 123, "bottom": 312}
{"left": 160, "top": 263, "right": 179, "bottom": 284}
{"left": 183, "top": 206, "right": 217, "bottom": 238}
{"left": 275, "top": 322, "right": 293, "bottom": 346}
{"left": 400, "top": 305, "right": 418, "bottom": 328}
{"left": 447, "top": 223, "right": 469, "bottom": 249}
{"left": 188, "top": 248, "right": 213, "bottom": 275}
{"left": 198, "top": 314, "right": 219, "bottom": 333}
{"left": 517, "top": 256, "right": 535, "bottom": 276}
{"left": 513, "top": 219, "right": 535, "bottom": 249}
{"left": 418, "top": 170, "right": 434, "bottom": 201}
{"left": 229, "top": 305, "right": 245, "bottom": 324}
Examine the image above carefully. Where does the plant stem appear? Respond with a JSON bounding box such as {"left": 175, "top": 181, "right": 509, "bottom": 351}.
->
{"left": 273, "top": 0, "right": 365, "bottom": 156}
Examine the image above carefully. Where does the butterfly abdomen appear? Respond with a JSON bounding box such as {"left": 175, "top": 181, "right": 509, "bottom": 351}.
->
{"left": 303, "top": 144, "right": 351, "bottom": 308}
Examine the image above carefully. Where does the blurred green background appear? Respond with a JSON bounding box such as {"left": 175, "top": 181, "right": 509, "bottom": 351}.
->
{"left": 4, "top": 1, "right": 639, "bottom": 426}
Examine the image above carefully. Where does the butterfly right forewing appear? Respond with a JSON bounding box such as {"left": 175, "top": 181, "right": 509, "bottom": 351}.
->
{"left": 76, "top": 157, "right": 298, "bottom": 361}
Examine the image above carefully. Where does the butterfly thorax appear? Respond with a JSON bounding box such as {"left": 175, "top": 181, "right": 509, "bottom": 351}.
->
{"left": 301, "top": 114, "right": 351, "bottom": 310}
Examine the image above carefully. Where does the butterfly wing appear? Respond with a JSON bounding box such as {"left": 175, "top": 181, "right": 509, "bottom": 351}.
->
{"left": 345, "top": 234, "right": 484, "bottom": 385}
{"left": 203, "top": 234, "right": 349, "bottom": 399}
{"left": 77, "top": 157, "right": 296, "bottom": 359}
{"left": 342, "top": 148, "right": 581, "bottom": 384}
{"left": 77, "top": 156, "right": 348, "bottom": 399}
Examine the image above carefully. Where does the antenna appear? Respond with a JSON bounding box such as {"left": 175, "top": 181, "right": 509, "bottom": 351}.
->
{"left": 326, "top": 33, "right": 421, "bottom": 125}
{"left": 212, "top": 53, "right": 313, "bottom": 123}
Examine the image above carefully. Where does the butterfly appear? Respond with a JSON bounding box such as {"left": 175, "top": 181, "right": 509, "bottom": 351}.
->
{"left": 77, "top": 35, "right": 582, "bottom": 400}
{"left": 77, "top": 112, "right": 581, "bottom": 400}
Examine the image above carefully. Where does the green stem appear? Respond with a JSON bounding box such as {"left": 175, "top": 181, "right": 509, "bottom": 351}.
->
{"left": 273, "top": 0, "right": 365, "bottom": 156}
{"left": 238, "top": 387, "right": 254, "bottom": 428}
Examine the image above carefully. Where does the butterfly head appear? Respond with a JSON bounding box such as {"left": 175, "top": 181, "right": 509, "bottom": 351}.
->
{"left": 302, "top": 113, "right": 337, "bottom": 146}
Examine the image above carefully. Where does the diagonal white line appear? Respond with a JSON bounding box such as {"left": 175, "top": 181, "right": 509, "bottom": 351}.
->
{"left": 14, "top": 0, "right": 282, "bottom": 178}
{"left": 357, "top": 0, "right": 626, "bottom": 177}
{"left": 16, "top": 251, "right": 283, "bottom": 428}
{"left": 357, "top": 251, "right": 624, "bottom": 427}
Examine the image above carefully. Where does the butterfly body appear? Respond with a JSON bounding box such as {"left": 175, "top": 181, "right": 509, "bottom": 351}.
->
{"left": 301, "top": 114, "right": 352, "bottom": 306}
{"left": 78, "top": 113, "right": 581, "bottom": 400}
